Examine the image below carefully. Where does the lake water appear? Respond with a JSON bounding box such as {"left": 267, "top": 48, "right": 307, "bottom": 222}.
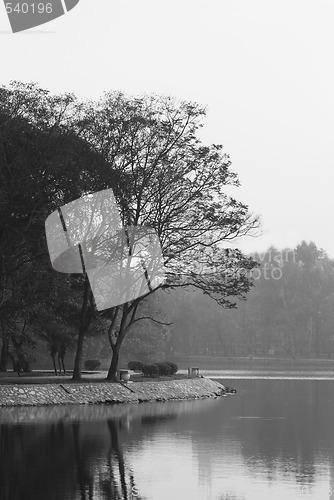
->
{"left": 1, "top": 374, "right": 334, "bottom": 500}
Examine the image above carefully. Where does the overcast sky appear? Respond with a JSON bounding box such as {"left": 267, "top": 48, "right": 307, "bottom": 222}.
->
{"left": 2, "top": 0, "right": 334, "bottom": 256}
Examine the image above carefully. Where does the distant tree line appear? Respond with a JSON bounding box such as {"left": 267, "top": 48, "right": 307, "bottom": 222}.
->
{"left": 167, "top": 241, "right": 334, "bottom": 359}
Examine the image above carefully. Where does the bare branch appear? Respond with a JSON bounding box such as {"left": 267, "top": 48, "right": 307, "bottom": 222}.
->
{"left": 132, "top": 316, "right": 173, "bottom": 326}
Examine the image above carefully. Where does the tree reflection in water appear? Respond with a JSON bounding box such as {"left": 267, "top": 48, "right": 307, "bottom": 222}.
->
{"left": 1, "top": 386, "right": 333, "bottom": 500}
{"left": 0, "top": 409, "right": 178, "bottom": 500}
{"left": 72, "top": 422, "right": 94, "bottom": 500}
{"left": 107, "top": 419, "right": 136, "bottom": 500}
{"left": 0, "top": 417, "right": 142, "bottom": 499}
{"left": 0, "top": 421, "right": 77, "bottom": 499}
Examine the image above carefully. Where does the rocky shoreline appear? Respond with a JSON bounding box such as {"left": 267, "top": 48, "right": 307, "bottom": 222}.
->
{"left": 0, "top": 378, "right": 226, "bottom": 407}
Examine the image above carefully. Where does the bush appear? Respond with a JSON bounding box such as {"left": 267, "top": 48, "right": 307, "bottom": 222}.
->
{"left": 165, "top": 361, "right": 178, "bottom": 375}
{"left": 127, "top": 361, "right": 144, "bottom": 372}
{"left": 142, "top": 361, "right": 178, "bottom": 377}
{"left": 155, "top": 361, "right": 172, "bottom": 376}
{"left": 84, "top": 359, "right": 101, "bottom": 371}
{"left": 142, "top": 364, "right": 160, "bottom": 378}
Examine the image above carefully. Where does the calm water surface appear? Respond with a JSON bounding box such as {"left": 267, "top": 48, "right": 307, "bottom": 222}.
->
{"left": 1, "top": 375, "right": 334, "bottom": 500}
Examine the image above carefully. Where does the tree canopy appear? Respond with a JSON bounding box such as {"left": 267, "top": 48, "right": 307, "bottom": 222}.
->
{"left": 0, "top": 81, "right": 259, "bottom": 379}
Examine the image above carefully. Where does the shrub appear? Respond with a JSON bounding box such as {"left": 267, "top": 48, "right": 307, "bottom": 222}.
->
{"left": 84, "top": 359, "right": 101, "bottom": 371}
{"left": 127, "top": 361, "right": 144, "bottom": 372}
{"left": 142, "top": 364, "right": 160, "bottom": 378}
{"left": 156, "top": 361, "right": 172, "bottom": 376}
{"left": 165, "top": 361, "right": 178, "bottom": 375}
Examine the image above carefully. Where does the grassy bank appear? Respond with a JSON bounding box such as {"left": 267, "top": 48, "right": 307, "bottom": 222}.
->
{"left": 0, "top": 371, "right": 189, "bottom": 385}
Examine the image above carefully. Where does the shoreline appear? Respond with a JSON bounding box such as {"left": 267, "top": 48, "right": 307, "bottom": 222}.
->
{"left": 0, "top": 377, "right": 226, "bottom": 407}
{"left": 172, "top": 356, "right": 334, "bottom": 369}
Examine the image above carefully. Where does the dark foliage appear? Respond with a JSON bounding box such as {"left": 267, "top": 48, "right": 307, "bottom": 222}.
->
{"left": 84, "top": 359, "right": 101, "bottom": 371}
{"left": 155, "top": 361, "right": 172, "bottom": 376}
{"left": 142, "top": 361, "right": 178, "bottom": 377}
{"left": 142, "top": 364, "right": 160, "bottom": 378}
{"left": 165, "top": 361, "right": 178, "bottom": 374}
{"left": 127, "top": 361, "right": 144, "bottom": 372}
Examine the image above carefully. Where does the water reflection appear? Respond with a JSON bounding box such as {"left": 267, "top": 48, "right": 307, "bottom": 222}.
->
{"left": 0, "top": 418, "right": 141, "bottom": 500}
{"left": 200, "top": 369, "right": 334, "bottom": 380}
{"left": 0, "top": 380, "right": 333, "bottom": 499}
{"left": 0, "top": 401, "right": 209, "bottom": 500}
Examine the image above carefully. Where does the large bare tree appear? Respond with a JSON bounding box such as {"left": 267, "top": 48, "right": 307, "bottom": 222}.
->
{"left": 72, "top": 92, "right": 259, "bottom": 380}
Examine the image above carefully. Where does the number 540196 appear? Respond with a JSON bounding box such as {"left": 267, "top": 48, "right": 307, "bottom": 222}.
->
{"left": 5, "top": 3, "right": 53, "bottom": 14}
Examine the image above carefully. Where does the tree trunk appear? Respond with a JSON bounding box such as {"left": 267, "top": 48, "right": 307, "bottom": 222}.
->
{"left": 52, "top": 354, "right": 57, "bottom": 375}
{"left": 106, "top": 306, "right": 131, "bottom": 381}
{"left": 0, "top": 335, "right": 9, "bottom": 372}
{"left": 8, "top": 351, "right": 21, "bottom": 376}
{"left": 314, "top": 309, "right": 320, "bottom": 358}
{"left": 72, "top": 275, "right": 91, "bottom": 381}
{"left": 106, "top": 345, "right": 120, "bottom": 381}
{"left": 72, "top": 329, "right": 86, "bottom": 381}
{"left": 60, "top": 355, "right": 66, "bottom": 374}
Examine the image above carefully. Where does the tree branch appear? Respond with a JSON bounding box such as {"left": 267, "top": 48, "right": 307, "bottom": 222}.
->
{"left": 132, "top": 316, "right": 173, "bottom": 326}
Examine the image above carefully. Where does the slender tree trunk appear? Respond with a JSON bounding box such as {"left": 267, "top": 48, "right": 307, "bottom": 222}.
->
{"left": 72, "top": 275, "right": 91, "bottom": 381}
{"left": 52, "top": 354, "right": 57, "bottom": 376}
{"left": 8, "top": 351, "right": 21, "bottom": 376}
{"left": 107, "top": 344, "right": 120, "bottom": 381}
{"left": 61, "top": 355, "right": 66, "bottom": 374}
{"left": 314, "top": 308, "right": 320, "bottom": 358}
{"left": 72, "top": 330, "right": 86, "bottom": 381}
{"left": 308, "top": 316, "right": 313, "bottom": 358}
{"left": 106, "top": 298, "right": 142, "bottom": 381}
{"left": 106, "top": 305, "right": 131, "bottom": 381}
{"left": 0, "top": 335, "right": 9, "bottom": 372}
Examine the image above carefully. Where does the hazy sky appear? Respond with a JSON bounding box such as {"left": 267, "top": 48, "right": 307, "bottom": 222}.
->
{"left": 1, "top": 0, "right": 334, "bottom": 256}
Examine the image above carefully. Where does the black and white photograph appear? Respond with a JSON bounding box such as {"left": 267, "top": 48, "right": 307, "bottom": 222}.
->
{"left": 1, "top": 1, "right": 334, "bottom": 499}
